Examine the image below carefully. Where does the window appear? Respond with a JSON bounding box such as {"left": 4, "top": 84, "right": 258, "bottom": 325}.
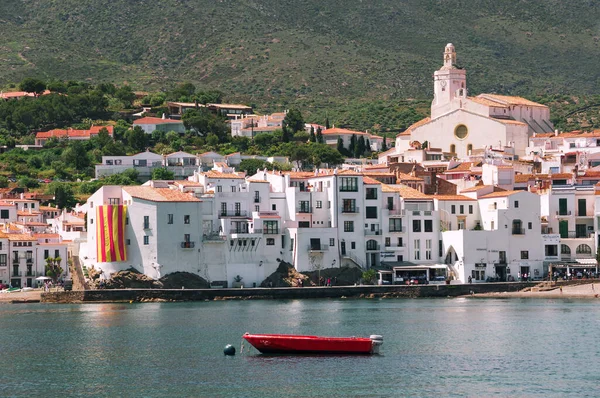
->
{"left": 514, "top": 200, "right": 519, "bottom": 208}
{"left": 521, "top": 250, "right": 529, "bottom": 259}
{"left": 366, "top": 207, "right": 377, "bottom": 219}
{"left": 167, "top": 214, "right": 173, "bottom": 224}
{"left": 459, "top": 205, "right": 464, "bottom": 214}
{"left": 387, "top": 197, "right": 394, "bottom": 210}
{"left": 298, "top": 201, "right": 311, "bottom": 213}
{"left": 545, "top": 245, "right": 558, "bottom": 256}
{"left": 0, "top": 210, "right": 8, "bottom": 219}
{"left": 342, "top": 199, "right": 356, "bottom": 213}
{"left": 451, "top": 205, "right": 456, "bottom": 214}
{"left": 366, "top": 187, "right": 377, "bottom": 199}
{"left": 385, "top": 237, "right": 391, "bottom": 247}
{"left": 424, "top": 220, "right": 433, "bottom": 232}
{"left": 254, "top": 191, "right": 260, "bottom": 203}
{"left": 389, "top": 219, "right": 402, "bottom": 232}
{"left": 351, "top": 242, "right": 356, "bottom": 250}
{"left": 126, "top": 239, "right": 131, "bottom": 246}
{"left": 398, "top": 237, "right": 403, "bottom": 247}
{"left": 108, "top": 198, "right": 120, "bottom": 205}
{"left": 231, "top": 186, "right": 236, "bottom": 192}
{"left": 184, "top": 215, "right": 190, "bottom": 224}
{"left": 561, "top": 244, "right": 571, "bottom": 255}
{"left": 125, "top": 217, "right": 129, "bottom": 225}
{"left": 144, "top": 236, "right": 149, "bottom": 245}
{"left": 143, "top": 216, "right": 150, "bottom": 229}
{"left": 344, "top": 221, "right": 354, "bottom": 232}
{"left": 234, "top": 203, "right": 241, "bottom": 216}
{"left": 450, "top": 144, "right": 456, "bottom": 154}
{"left": 0, "top": 254, "right": 6, "bottom": 267}
{"left": 528, "top": 222, "right": 532, "bottom": 230}
{"left": 469, "top": 205, "right": 473, "bottom": 214}
{"left": 512, "top": 219, "right": 523, "bottom": 235}
{"left": 217, "top": 186, "right": 222, "bottom": 193}
{"left": 576, "top": 244, "right": 592, "bottom": 255}
{"left": 413, "top": 220, "right": 421, "bottom": 232}
{"left": 329, "top": 238, "right": 335, "bottom": 246}
{"left": 44, "top": 250, "right": 49, "bottom": 259}
{"left": 414, "top": 240, "right": 420, "bottom": 260}
{"left": 184, "top": 234, "right": 191, "bottom": 243}
{"left": 366, "top": 240, "right": 378, "bottom": 250}
{"left": 272, "top": 204, "right": 276, "bottom": 211}
{"left": 340, "top": 177, "right": 358, "bottom": 192}
{"left": 266, "top": 238, "right": 275, "bottom": 245}
{"left": 264, "top": 221, "right": 279, "bottom": 234}
{"left": 457, "top": 219, "right": 465, "bottom": 230}
{"left": 316, "top": 201, "right": 322, "bottom": 209}
{"left": 426, "top": 239, "right": 432, "bottom": 260}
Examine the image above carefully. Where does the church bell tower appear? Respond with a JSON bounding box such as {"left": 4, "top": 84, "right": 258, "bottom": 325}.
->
{"left": 431, "top": 43, "right": 467, "bottom": 119}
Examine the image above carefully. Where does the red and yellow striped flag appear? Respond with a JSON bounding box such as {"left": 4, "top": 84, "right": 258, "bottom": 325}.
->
{"left": 96, "top": 205, "right": 127, "bottom": 262}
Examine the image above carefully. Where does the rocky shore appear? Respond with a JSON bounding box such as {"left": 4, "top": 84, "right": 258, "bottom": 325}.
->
{"left": 471, "top": 282, "right": 600, "bottom": 299}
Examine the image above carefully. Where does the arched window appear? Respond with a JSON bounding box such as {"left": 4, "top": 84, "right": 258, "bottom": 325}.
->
{"left": 450, "top": 144, "right": 456, "bottom": 154}
{"left": 576, "top": 244, "right": 592, "bottom": 255}
{"left": 467, "top": 144, "right": 473, "bottom": 154}
{"left": 512, "top": 219, "right": 523, "bottom": 235}
{"left": 366, "top": 240, "right": 378, "bottom": 251}
{"left": 561, "top": 244, "right": 571, "bottom": 255}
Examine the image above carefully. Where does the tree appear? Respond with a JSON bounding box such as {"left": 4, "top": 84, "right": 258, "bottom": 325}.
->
{"left": 365, "top": 139, "right": 371, "bottom": 154}
{"left": 45, "top": 257, "right": 64, "bottom": 283}
{"left": 50, "top": 183, "right": 78, "bottom": 209}
{"left": 316, "top": 127, "right": 324, "bottom": 144}
{"left": 325, "top": 117, "right": 330, "bottom": 129}
{"left": 309, "top": 144, "right": 343, "bottom": 169}
{"left": 349, "top": 134, "right": 357, "bottom": 155}
{"left": 62, "top": 141, "right": 90, "bottom": 171}
{"left": 337, "top": 137, "right": 344, "bottom": 153}
{"left": 281, "top": 125, "right": 290, "bottom": 143}
{"left": 357, "top": 136, "right": 366, "bottom": 158}
{"left": 152, "top": 168, "right": 175, "bottom": 180}
{"left": 182, "top": 108, "right": 228, "bottom": 140}
{"left": 19, "top": 78, "right": 46, "bottom": 97}
{"left": 362, "top": 269, "right": 377, "bottom": 285}
{"left": 239, "top": 159, "right": 266, "bottom": 176}
{"left": 290, "top": 146, "right": 311, "bottom": 170}
{"left": 283, "top": 109, "right": 304, "bottom": 133}
{"left": 114, "top": 85, "right": 136, "bottom": 108}
{"left": 382, "top": 136, "right": 387, "bottom": 151}
{"left": 0, "top": 176, "right": 8, "bottom": 188}
{"left": 127, "top": 126, "right": 148, "bottom": 152}
{"left": 309, "top": 126, "right": 316, "bottom": 142}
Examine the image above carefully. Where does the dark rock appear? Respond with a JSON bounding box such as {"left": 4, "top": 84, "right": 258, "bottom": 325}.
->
{"left": 159, "top": 272, "right": 210, "bottom": 289}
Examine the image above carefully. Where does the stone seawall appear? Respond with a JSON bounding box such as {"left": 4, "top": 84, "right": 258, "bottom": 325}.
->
{"left": 41, "top": 282, "right": 538, "bottom": 303}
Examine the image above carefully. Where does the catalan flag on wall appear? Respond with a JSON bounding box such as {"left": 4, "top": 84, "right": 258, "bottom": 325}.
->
{"left": 96, "top": 205, "right": 127, "bottom": 263}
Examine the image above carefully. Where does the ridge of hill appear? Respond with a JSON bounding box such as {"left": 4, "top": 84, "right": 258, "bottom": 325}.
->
{"left": 0, "top": 1, "right": 599, "bottom": 107}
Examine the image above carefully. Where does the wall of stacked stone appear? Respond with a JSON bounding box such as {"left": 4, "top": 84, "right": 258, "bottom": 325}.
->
{"left": 41, "top": 282, "right": 539, "bottom": 303}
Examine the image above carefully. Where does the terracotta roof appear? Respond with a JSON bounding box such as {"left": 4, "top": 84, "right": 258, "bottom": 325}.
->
{"left": 477, "top": 94, "right": 547, "bottom": 108}
{"left": 0, "top": 90, "right": 50, "bottom": 99}
{"left": 203, "top": 171, "right": 245, "bottom": 179}
{"left": 123, "top": 187, "right": 201, "bottom": 202}
{"left": 246, "top": 179, "right": 270, "bottom": 184}
{"left": 36, "top": 126, "right": 114, "bottom": 139}
{"left": 468, "top": 96, "right": 509, "bottom": 108}
{"left": 17, "top": 211, "right": 41, "bottom": 216}
{"left": 321, "top": 127, "right": 369, "bottom": 136}
{"left": 580, "top": 171, "right": 600, "bottom": 178}
{"left": 33, "top": 233, "right": 59, "bottom": 238}
{"left": 396, "top": 173, "right": 423, "bottom": 182}
{"left": 550, "top": 173, "right": 573, "bottom": 179}
{"left": 431, "top": 195, "right": 475, "bottom": 201}
{"left": 447, "top": 162, "right": 476, "bottom": 172}
{"left": 7, "top": 234, "right": 38, "bottom": 241}
{"left": 479, "top": 190, "right": 522, "bottom": 199}
{"left": 381, "top": 184, "right": 430, "bottom": 199}
{"left": 133, "top": 117, "right": 184, "bottom": 125}
{"left": 492, "top": 118, "right": 528, "bottom": 126}
{"left": 173, "top": 181, "right": 203, "bottom": 187}
{"left": 39, "top": 206, "right": 59, "bottom": 211}
{"left": 396, "top": 117, "right": 431, "bottom": 137}
{"left": 363, "top": 176, "right": 382, "bottom": 185}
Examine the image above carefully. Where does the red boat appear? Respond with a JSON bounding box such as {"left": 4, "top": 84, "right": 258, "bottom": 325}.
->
{"left": 242, "top": 333, "right": 383, "bottom": 355}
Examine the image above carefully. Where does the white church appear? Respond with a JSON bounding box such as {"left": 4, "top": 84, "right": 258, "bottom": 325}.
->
{"left": 386, "top": 43, "right": 554, "bottom": 160}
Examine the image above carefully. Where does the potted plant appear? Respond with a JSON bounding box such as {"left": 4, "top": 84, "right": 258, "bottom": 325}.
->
{"left": 232, "top": 275, "right": 244, "bottom": 288}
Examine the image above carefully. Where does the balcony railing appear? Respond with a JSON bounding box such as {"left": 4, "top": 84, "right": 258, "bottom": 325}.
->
{"left": 219, "top": 210, "right": 248, "bottom": 218}
{"left": 26, "top": 258, "right": 33, "bottom": 264}
{"left": 512, "top": 228, "right": 525, "bottom": 235}
{"left": 0, "top": 263, "right": 6, "bottom": 267}
{"left": 180, "top": 241, "right": 195, "bottom": 249}
{"left": 561, "top": 231, "right": 594, "bottom": 239}
{"left": 12, "top": 271, "right": 21, "bottom": 277}
{"left": 202, "top": 233, "right": 226, "bottom": 242}
{"left": 556, "top": 210, "right": 572, "bottom": 216}
{"left": 231, "top": 229, "right": 250, "bottom": 234}
{"left": 254, "top": 197, "right": 261, "bottom": 203}
{"left": 341, "top": 207, "right": 359, "bottom": 213}
{"left": 297, "top": 207, "right": 313, "bottom": 214}
{"left": 365, "top": 229, "right": 382, "bottom": 236}
{"left": 366, "top": 244, "right": 380, "bottom": 251}
{"left": 263, "top": 229, "right": 279, "bottom": 235}
{"left": 387, "top": 208, "right": 404, "bottom": 216}
{"left": 366, "top": 194, "right": 378, "bottom": 200}
{"left": 308, "top": 244, "right": 329, "bottom": 252}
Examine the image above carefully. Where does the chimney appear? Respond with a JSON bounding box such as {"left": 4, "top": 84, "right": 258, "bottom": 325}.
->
{"left": 162, "top": 113, "right": 166, "bottom": 120}
{"left": 555, "top": 129, "right": 558, "bottom": 136}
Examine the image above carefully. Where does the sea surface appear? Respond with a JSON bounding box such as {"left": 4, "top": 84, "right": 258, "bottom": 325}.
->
{"left": 1, "top": 298, "right": 599, "bottom": 397}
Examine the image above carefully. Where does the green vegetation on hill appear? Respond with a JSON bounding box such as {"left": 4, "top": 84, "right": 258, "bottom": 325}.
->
{"left": 0, "top": 0, "right": 599, "bottom": 112}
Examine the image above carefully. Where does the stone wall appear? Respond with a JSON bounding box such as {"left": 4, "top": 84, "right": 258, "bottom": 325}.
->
{"left": 41, "top": 282, "right": 538, "bottom": 303}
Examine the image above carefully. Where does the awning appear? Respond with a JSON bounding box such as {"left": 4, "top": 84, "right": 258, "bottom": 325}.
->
{"left": 576, "top": 259, "right": 598, "bottom": 265}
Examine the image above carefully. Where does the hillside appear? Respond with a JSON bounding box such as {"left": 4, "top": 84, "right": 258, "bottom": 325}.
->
{"left": 1, "top": 0, "right": 599, "bottom": 109}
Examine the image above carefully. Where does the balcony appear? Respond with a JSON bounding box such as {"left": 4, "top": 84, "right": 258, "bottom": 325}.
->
{"left": 26, "top": 258, "right": 33, "bottom": 264}
{"left": 254, "top": 197, "right": 261, "bottom": 203}
{"left": 387, "top": 208, "right": 404, "bottom": 217}
{"left": 296, "top": 207, "right": 313, "bottom": 214}
{"left": 12, "top": 271, "right": 21, "bottom": 277}
{"left": 202, "top": 233, "right": 226, "bottom": 242}
{"left": 308, "top": 244, "right": 329, "bottom": 252}
{"left": 263, "top": 229, "right": 279, "bottom": 235}
{"left": 180, "top": 241, "right": 195, "bottom": 249}
{"left": 512, "top": 228, "right": 525, "bottom": 235}
{"left": 219, "top": 210, "right": 248, "bottom": 218}
{"left": 366, "top": 194, "right": 378, "bottom": 200}
{"left": 556, "top": 210, "right": 572, "bottom": 216}
{"left": 26, "top": 270, "right": 36, "bottom": 277}
{"left": 561, "top": 231, "right": 594, "bottom": 239}
{"left": 341, "top": 207, "right": 359, "bottom": 213}
{"left": 143, "top": 222, "right": 150, "bottom": 229}
{"left": 365, "top": 229, "right": 382, "bottom": 236}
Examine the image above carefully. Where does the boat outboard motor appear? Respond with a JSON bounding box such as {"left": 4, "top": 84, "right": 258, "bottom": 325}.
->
{"left": 370, "top": 335, "right": 383, "bottom": 354}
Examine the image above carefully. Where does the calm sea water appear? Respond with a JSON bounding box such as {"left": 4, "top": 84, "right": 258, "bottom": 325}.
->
{"left": 1, "top": 298, "right": 599, "bottom": 397}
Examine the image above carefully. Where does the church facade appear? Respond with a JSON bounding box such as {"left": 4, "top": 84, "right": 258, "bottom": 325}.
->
{"left": 390, "top": 44, "right": 553, "bottom": 160}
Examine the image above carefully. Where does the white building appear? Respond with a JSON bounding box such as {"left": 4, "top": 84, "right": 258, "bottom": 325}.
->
{"left": 386, "top": 43, "right": 553, "bottom": 161}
